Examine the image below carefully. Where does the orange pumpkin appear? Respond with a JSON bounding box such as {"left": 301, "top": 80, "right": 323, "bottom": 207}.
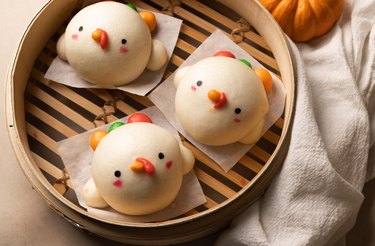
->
{"left": 258, "top": 0, "right": 345, "bottom": 42}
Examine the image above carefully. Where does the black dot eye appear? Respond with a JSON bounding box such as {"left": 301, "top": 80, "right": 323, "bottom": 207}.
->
{"left": 78, "top": 26, "right": 83, "bottom": 32}
{"left": 158, "top": 152, "right": 165, "bottom": 159}
{"left": 121, "top": 39, "right": 127, "bottom": 44}
{"left": 235, "top": 108, "right": 241, "bottom": 114}
{"left": 114, "top": 170, "right": 121, "bottom": 177}
{"left": 196, "top": 80, "right": 202, "bottom": 86}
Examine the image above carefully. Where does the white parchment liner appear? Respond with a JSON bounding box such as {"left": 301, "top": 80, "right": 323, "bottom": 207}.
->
{"left": 148, "top": 30, "right": 286, "bottom": 172}
{"left": 45, "top": 9, "right": 182, "bottom": 96}
{"left": 57, "top": 106, "right": 206, "bottom": 223}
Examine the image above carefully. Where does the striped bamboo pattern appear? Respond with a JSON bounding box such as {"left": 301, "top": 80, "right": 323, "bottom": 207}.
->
{"left": 25, "top": 0, "right": 284, "bottom": 220}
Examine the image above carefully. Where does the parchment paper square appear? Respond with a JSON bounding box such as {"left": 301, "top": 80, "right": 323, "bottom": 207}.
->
{"left": 148, "top": 30, "right": 286, "bottom": 172}
{"left": 57, "top": 106, "right": 206, "bottom": 223}
{"left": 45, "top": 9, "right": 182, "bottom": 96}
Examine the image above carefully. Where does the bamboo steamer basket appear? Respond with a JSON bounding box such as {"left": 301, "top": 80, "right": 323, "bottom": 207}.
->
{"left": 6, "top": 0, "right": 295, "bottom": 244}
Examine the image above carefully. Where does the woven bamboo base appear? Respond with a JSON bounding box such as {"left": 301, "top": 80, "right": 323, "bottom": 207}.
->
{"left": 7, "top": 0, "right": 294, "bottom": 244}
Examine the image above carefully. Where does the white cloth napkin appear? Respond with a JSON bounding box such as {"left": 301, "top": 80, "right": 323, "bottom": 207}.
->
{"left": 216, "top": 0, "right": 375, "bottom": 245}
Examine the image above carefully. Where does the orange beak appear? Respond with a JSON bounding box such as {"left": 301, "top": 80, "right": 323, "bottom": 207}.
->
{"left": 130, "top": 158, "right": 155, "bottom": 176}
{"left": 92, "top": 28, "right": 108, "bottom": 49}
{"left": 208, "top": 90, "right": 227, "bottom": 109}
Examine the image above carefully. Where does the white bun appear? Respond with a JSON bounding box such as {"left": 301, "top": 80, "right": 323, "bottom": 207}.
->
{"left": 62, "top": 2, "right": 152, "bottom": 86}
{"left": 174, "top": 56, "right": 269, "bottom": 145}
{"left": 89, "top": 122, "right": 193, "bottom": 215}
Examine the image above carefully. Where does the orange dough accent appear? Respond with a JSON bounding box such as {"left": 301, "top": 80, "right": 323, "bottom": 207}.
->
{"left": 91, "top": 28, "right": 108, "bottom": 49}
{"left": 139, "top": 11, "right": 157, "bottom": 32}
{"left": 130, "top": 160, "right": 144, "bottom": 172}
{"left": 208, "top": 89, "right": 221, "bottom": 103}
{"left": 92, "top": 30, "right": 101, "bottom": 42}
{"left": 255, "top": 68, "right": 273, "bottom": 94}
{"left": 89, "top": 130, "right": 108, "bottom": 150}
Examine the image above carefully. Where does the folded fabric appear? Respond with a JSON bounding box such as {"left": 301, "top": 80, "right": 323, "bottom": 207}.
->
{"left": 216, "top": 0, "right": 375, "bottom": 245}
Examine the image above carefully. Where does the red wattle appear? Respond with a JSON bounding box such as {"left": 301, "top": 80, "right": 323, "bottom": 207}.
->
{"left": 100, "top": 30, "right": 108, "bottom": 49}
{"left": 136, "top": 158, "right": 155, "bottom": 176}
{"left": 214, "top": 92, "right": 227, "bottom": 109}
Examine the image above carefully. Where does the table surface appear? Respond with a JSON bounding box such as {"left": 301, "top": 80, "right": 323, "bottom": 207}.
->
{"left": 0, "top": 1, "right": 373, "bottom": 245}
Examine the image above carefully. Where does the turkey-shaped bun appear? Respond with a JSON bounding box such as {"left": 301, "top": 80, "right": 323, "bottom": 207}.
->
{"left": 174, "top": 51, "right": 272, "bottom": 146}
{"left": 83, "top": 113, "right": 194, "bottom": 215}
{"left": 57, "top": 2, "right": 168, "bottom": 87}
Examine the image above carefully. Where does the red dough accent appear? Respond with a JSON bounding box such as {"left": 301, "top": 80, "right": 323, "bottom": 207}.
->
{"left": 99, "top": 29, "right": 108, "bottom": 49}
{"left": 213, "top": 50, "right": 236, "bottom": 59}
{"left": 71, "top": 34, "right": 78, "bottom": 40}
{"left": 214, "top": 92, "right": 227, "bottom": 109}
{"left": 136, "top": 158, "right": 155, "bottom": 176}
{"left": 92, "top": 28, "right": 108, "bottom": 49}
{"left": 191, "top": 85, "right": 197, "bottom": 91}
{"left": 166, "top": 160, "right": 173, "bottom": 169}
{"left": 127, "top": 113, "right": 153, "bottom": 123}
{"left": 113, "top": 180, "right": 122, "bottom": 187}
{"left": 234, "top": 118, "right": 241, "bottom": 123}
{"left": 119, "top": 47, "right": 128, "bottom": 53}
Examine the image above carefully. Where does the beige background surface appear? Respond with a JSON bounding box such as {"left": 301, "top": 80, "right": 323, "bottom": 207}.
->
{"left": 0, "top": 1, "right": 373, "bottom": 245}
